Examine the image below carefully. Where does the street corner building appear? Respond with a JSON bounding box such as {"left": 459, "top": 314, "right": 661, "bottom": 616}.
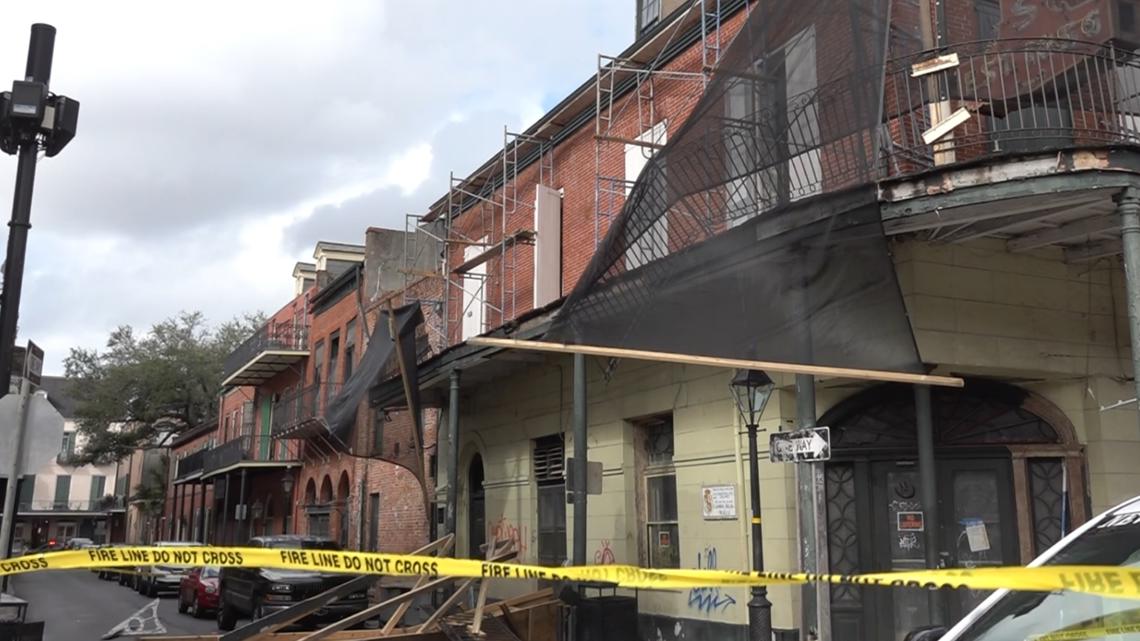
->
{"left": 146, "top": 1, "right": 1140, "bottom": 640}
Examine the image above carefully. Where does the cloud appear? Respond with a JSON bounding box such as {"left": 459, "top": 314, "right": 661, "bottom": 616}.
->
{"left": 0, "top": 1, "right": 631, "bottom": 373}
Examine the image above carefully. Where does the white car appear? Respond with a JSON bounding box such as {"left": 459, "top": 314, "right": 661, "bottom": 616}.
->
{"left": 915, "top": 495, "right": 1140, "bottom": 641}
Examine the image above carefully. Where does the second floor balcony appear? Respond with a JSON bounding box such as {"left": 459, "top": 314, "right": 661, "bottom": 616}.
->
{"left": 221, "top": 320, "right": 309, "bottom": 387}
{"left": 175, "top": 448, "right": 208, "bottom": 482}
{"left": 202, "top": 434, "right": 301, "bottom": 478}
{"left": 271, "top": 382, "right": 343, "bottom": 439}
{"left": 18, "top": 496, "right": 124, "bottom": 515}
{"left": 882, "top": 38, "right": 1140, "bottom": 178}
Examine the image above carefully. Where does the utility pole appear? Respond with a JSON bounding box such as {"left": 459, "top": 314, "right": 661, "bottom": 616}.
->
{"left": 0, "top": 23, "right": 79, "bottom": 390}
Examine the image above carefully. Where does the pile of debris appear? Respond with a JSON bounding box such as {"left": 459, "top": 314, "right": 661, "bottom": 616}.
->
{"left": 145, "top": 536, "right": 567, "bottom": 641}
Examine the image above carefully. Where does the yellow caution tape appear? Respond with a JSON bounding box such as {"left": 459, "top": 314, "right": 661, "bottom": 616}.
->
{"left": 1029, "top": 608, "right": 1140, "bottom": 641}
{"left": 2, "top": 546, "right": 1140, "bottom": 601}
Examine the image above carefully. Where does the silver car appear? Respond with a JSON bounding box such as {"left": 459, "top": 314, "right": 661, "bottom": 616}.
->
{"left": 915, "top": 495, "right": 1140, "bottom": 641}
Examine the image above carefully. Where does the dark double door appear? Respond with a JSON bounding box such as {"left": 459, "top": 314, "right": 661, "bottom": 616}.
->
{"left": 828, "top": 454, "right": 1019, "bottom": 641}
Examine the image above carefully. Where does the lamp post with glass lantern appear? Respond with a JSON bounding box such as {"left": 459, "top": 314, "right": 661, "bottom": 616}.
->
{"left": 730, "top": 369, "right": 776, "bottom": 641}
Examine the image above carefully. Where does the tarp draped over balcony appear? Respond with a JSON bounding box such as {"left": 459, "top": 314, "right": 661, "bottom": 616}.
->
{"left": 544, "top": 0, "right": 926, "bottom": 374}
{"left": 326, "top": 303, "right": 423, "bottom": 445}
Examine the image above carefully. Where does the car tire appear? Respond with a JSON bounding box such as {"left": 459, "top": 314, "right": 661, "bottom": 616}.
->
{"left": 253, "top": 601, "right": 266, "bottom": 621}
{"left": 146, "top": 580, "right": 158, "bottom": 598}
{"left": 118, "top": 571, "right": 128, "bottom": 586}
{"left": 177, "top": 592, "right": 189, "bottom": 614}
{"left": 217, "top": 599, "right": 237, "bottom": 632}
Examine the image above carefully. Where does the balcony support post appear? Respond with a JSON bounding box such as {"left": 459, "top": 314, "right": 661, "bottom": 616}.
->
{"left": 1117, "top": 188, "right": 1140, "bottom": 426}
{"left": 238, "top": 468, "right": 248, "bottom": 543}
{"left": 445, "top": 369, "right": 459, "bottom": 542}
{"left": 175, "top": 483, "right": 184, "bottom": 541}
{"left": 221, "top": 473, "right": 231, "bottom": 545}
{"left": 197, "top": 480, "right": 206, "bottom": 543}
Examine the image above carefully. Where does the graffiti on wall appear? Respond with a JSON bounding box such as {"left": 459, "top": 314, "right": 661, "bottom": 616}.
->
{"left": 490, "top": 515, "right": 528, "bottom": 558}
{"left": 687, "top": 546, "right": 736, "bottom": 615}
{"left": 594, "top": 539, "right": 616, "bottom": 564}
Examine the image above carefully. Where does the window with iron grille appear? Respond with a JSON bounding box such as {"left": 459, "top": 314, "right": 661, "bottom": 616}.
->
{"left": 534, "top": 435, "right": 566, "bottom": 565}
{"left": 637, "top": 414, "right": 679, "bottom": 568}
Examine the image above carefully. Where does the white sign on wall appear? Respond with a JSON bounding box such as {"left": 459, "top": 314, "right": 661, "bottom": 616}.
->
{"left": 701, "top": 484, "right": 737, "bottom": 520}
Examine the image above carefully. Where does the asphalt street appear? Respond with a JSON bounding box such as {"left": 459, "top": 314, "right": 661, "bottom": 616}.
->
{"left": 11, "top": 569, "right": 217, "bottom": 640}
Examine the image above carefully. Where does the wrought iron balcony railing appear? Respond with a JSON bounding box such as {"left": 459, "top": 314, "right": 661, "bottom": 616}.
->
{"left": 175, "top": 448, "right": 208, "bottom": 480}
{"left": 221, "top": 320, "right": 310, "bottom": 386}
{"left": 271, "top": 382, "right": 343, "bottom": 438}
{"left": 18, "top": 498, "right": 120, "bottom": 513}
{"left": 201, "top": 434, "right": 300, "bottom": 477}
{"left": 882, "top": 38, "right": 1140, "bottom": 177}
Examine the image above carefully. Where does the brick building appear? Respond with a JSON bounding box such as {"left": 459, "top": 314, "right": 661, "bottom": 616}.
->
{"left": 364, "top": 2, "right": 1140, "bottom": 641}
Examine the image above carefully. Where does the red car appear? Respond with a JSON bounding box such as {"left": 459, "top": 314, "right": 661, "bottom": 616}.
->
{"left": 177, "top": 567, "right": 220, "bottom": 618}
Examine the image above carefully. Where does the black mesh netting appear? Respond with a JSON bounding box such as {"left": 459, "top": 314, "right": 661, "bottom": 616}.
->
{"left": 546, "top": 0, "right": 924, "bottom": 374}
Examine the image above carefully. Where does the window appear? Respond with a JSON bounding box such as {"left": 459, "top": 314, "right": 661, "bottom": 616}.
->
{"left": 638, "top": 0, "right": 661, "bottom": 33}
{"left": 54, "top": 475, "right": 72, "bottom": 509}
{"left": 624, "top": 122, "right": 669, "bottom": 270}
{"left": 637, "top": 415, "right": 678, "bottom": 568}
{"left": 724, "top": 26, "right": 820, "bottom": 226}
{"left": 328, "top": 332, "right": 340, "bottom": 383}
{"left": 89, "top": 475, "right": 106, "bottom": 503}
{"left": 343, "top": 319, "right": 356, "bottom": 382}
{"left": 372, "top": 411, "right": 385, "bottom": 456}
{"left": 976, "top": 0, "right": 1000, "bottom": 39}
{"left": 223, "top": 415, "right": 232, "bottom": 442}
{"left": 534, "top": 435, "right": 567, "bottom": 566}
{"left": 60, "top": 431, "right": 76, "bottom": 459}
{"left": 17, "top": 475, "right": 34, "bottom": 510}
{"left": 241, "top": 400, "right": 255, "bottom": 437}
{"left": 313, "top": 340, "right": 325, "bottom": 391}
{"left": 368, "top": 493, "right": 380, "bottom": 551}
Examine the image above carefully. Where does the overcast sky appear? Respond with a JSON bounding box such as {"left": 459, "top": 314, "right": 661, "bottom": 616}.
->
{"left": 0, "top": 1, "right": 631, "bottom": 374}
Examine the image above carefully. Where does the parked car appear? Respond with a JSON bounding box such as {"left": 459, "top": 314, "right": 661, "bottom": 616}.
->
{"left": 178, "top": 566, "right": 220, "bottom": 618}
{"left": 66, "top": 537, "right": 94, "bottom": 549}
{"left": 28, "top": 539, "right": 63, "bottom": 554}
{"left": 94, "top": 543, "right": 126, "bottom": 580}
{"left": 134, "top": 540, "right": 202, "bottom": 597}
{"left": 216, "top": 535, "right": 369, "bottom": 631}
{"left": 907, "top": 494, "right": 1140, "bottom": 641}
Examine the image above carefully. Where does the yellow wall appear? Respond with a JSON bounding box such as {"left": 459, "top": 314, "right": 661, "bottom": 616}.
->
{"left": 436, "top": 237, "right": 1140, "bottom": 633}
{"left": 896, "top": 238, "right": 1140, "bottom": 514}
{"left": 446, "top": 357, "right": 803, "bottom": 629}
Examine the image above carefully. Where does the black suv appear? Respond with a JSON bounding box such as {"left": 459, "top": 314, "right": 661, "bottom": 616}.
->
{"left": 216, "top": 535, "right": 369, "bottom": 631}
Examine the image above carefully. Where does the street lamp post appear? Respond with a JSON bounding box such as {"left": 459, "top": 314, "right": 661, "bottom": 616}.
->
{"left": 281, "top": 472, "right": 295, "bottom": 535}
{"left": 730, "top": 369, "right": 776, "bottom": 641}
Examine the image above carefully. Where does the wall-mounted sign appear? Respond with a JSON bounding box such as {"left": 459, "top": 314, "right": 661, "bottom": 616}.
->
{"left": 701, "top": 484, "right": 737, "bottom": 520}
{"left": 658, "top": 530, "right": 671, "bottom": 548}
{"left": 898, "top": 511, "right": 925, "bottom": 532}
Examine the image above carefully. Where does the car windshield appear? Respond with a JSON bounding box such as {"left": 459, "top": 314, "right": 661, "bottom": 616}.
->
{"left": 200, "top": 567, "right": 219, "bottom": 578}
{"left": 956, "top": 510, "right": 1140, "bottom": 641}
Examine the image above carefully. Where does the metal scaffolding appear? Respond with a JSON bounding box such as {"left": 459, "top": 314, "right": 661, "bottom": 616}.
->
{"left": 593, "top": 0, "right": 723, "bottom": 247}
{"left": 402, "top": 130, "right": 553, "bottom": 344}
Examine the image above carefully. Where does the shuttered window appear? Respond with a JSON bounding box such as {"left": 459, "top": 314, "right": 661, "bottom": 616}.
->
{"left": 533, "top": 435, "right": 566, "bottom": 565}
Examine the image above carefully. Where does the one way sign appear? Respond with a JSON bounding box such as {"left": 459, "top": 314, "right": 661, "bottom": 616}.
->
{"left": 770, "top": 427, "right": 831, "bottom": 463}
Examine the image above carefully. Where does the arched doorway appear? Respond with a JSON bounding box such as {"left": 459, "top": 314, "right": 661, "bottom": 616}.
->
{"left": 467, "top": 454, "right": 485, "bottom": 559}
{"left": 820, "top": 381, "right": 1086, "bottom": 641}
{"left": 308, "top": 476, "right": 333, "bottom": 539}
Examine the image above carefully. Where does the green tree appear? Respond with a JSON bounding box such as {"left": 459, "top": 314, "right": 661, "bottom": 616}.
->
{"left": 63, "top": 311, "right": 265, "bottom": 464}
